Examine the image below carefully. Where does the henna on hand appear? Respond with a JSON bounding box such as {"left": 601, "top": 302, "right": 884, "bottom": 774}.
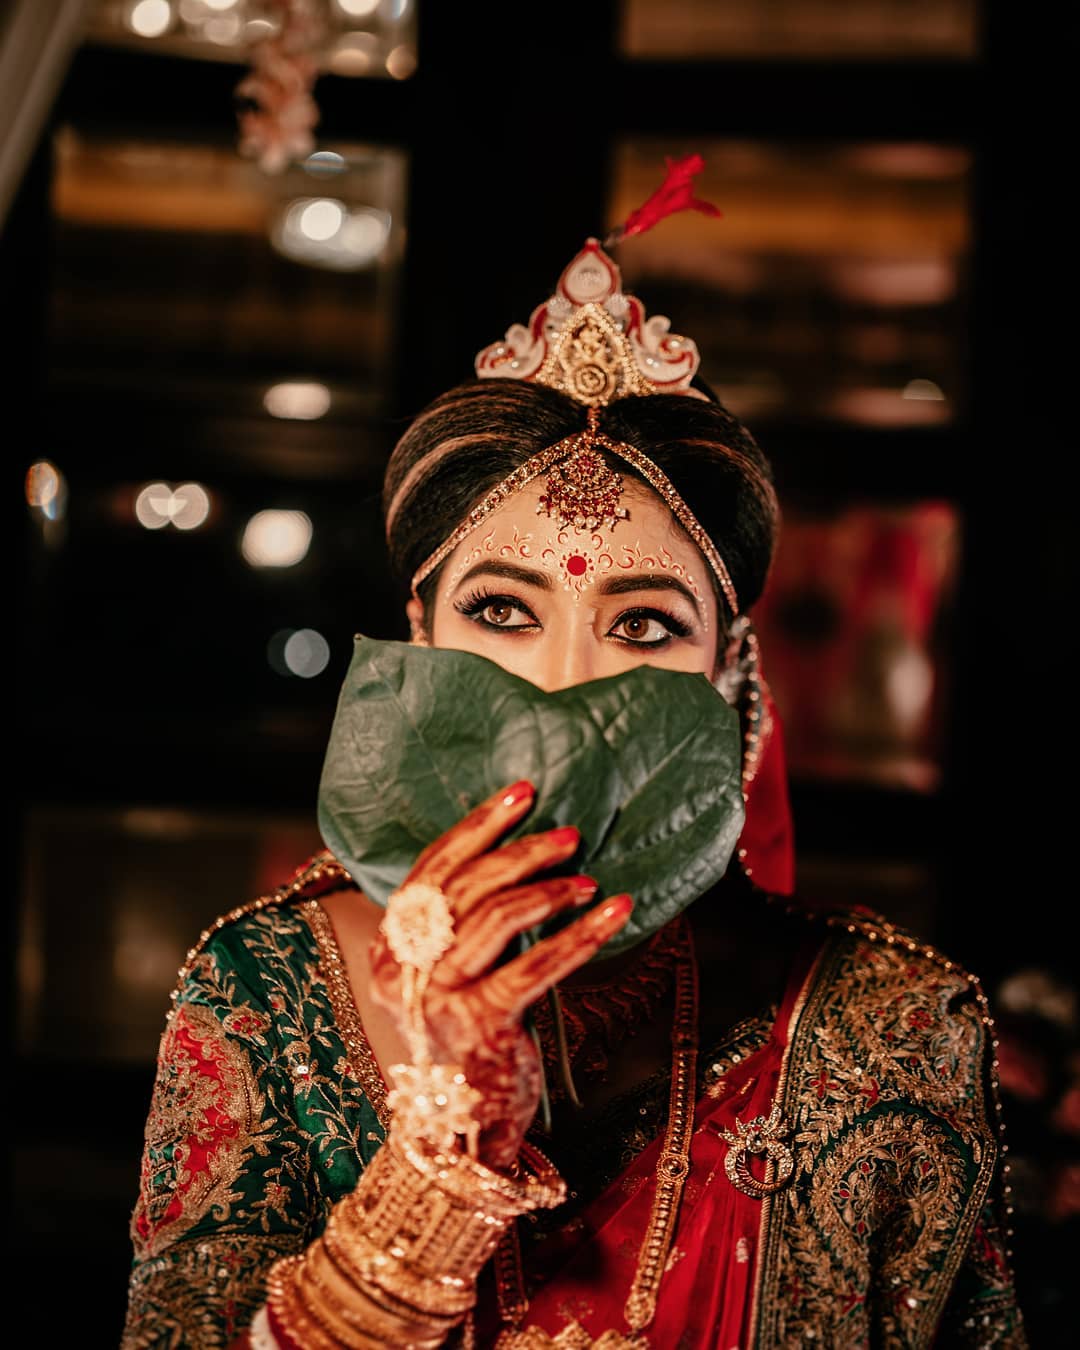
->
{"left": 369, "top": 781, "right": 632, "bottom": 1167}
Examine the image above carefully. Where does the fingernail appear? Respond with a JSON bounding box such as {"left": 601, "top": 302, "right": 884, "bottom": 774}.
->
{"left": 502, "top": 780, "right": 534, "bottom": 806}
{"left": 548, "top": 826, "right": 580, "bottom": 847}
{"left": 571, "top": 875, "right": 598, "bottom": 903}
{"left": 599, "top": 895, "right": 632, "bottom": 924}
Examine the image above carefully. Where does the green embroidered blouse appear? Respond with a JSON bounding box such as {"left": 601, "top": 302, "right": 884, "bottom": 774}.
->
{"left": 121, "top": 858, "right": 1027, "bottom": 1349}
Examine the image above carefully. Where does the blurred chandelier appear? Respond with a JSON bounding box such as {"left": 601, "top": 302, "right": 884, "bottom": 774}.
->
{"left": 102, "top": 2, "right": 416, "bottom": 172}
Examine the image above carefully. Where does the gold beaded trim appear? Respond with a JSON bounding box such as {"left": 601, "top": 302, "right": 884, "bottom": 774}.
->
{"left": 409, "top": 411, "right": 740, "bottom": 618}
{"left": 303, "top": 899, "right": 391, "bottom": 1128}
{"left": 739, "top": 627, "right": 773, "bottom": 797}
{"left": 168, "top": 851, "right": 351, "bottom": 1017}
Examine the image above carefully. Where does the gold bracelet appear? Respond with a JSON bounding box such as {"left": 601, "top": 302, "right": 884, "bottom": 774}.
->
{"left": 269, "top": 1244, "right": 457, "bottom": 1350}
{"left": 302, "top": 1243, "right": 454, "bottom": 1346}
{"left": 323, "top": 1222, "right": 477, "bottom": 1320}
{"left": 318, "top": 1225, "right": 467, "bottom": 1327}
{"left": 265, "top": 1256, "right": 373, "bottom": 1350}
{"left": 388, "top": 1132, "right": 566, "bottom": 1219}
{"left": 269, "top": 1249, "right": 456, "bottom": 1350}
{"left": 336, "top": 1129, "right": 565, "bottom": 1291}
{"left": 266, "top": 1129, "right": 565, "bottom": 1347}
{"left": 307, "top": 1236, "right": 467, "bottom": 1333}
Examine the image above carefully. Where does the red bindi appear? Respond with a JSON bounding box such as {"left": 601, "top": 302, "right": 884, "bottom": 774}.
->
{"left": 566, "top": 555, "right": 588, "bottom": 576}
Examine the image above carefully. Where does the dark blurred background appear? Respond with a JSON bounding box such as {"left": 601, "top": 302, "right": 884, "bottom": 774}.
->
{"left": 4, "top": 1, "right": 1074, "bottom": 1343}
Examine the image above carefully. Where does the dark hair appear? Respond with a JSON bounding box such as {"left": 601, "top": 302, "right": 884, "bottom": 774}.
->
{"left": 382, "top": 379, "right": 779, "bottom": 635}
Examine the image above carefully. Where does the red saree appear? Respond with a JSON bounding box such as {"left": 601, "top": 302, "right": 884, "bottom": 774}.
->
{"left": 474, "top": 937, "right": 821, "bottom": 1348}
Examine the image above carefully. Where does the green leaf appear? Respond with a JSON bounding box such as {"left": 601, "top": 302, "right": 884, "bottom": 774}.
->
{"left": 317, "top": 636, "right": 744, "bottom": 957}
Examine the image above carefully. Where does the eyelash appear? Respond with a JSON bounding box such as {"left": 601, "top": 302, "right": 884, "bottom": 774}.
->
{"left": 453, "top": 589, "right": 693, "bottom": 648}
{"left": 455, "top": 589, "right": 539, "bottom": 631}
{"left": 611, "top": 606, "right": 692, "bottom": 648}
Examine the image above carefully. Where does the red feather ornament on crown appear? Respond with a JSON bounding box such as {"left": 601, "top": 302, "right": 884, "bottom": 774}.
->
{"left": 605, "top": 153, "right": 723, "bottom": 246}
{"left": 473, "top": 154, "right": 724, "bottom": 409}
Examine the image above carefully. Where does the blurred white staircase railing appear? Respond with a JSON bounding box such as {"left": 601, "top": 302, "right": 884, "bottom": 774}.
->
{"left": 0, "top": 0, "right": 95, "bottom": 225}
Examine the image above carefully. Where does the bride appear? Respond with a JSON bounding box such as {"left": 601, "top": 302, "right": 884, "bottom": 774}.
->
{"left": 122, "top": 160, "right": 1025, "bottom": 1349}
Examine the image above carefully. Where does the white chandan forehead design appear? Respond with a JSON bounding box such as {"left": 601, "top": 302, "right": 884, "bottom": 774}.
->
{"left": 444, "top": 523, "right": 708, "bottom": 630}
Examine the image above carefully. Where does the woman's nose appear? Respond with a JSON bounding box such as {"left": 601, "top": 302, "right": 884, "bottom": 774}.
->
{"left": 532, "top": 636, "right": 598, "bottom": 692}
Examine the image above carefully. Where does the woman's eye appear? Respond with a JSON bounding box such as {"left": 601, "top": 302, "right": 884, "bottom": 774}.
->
{"left": 467, "top": 597, "right": 537, "bottom": 629}
{"left": 454, "top": 589, "right": 539, "bottom": 631}
{"left": 608, "top": 612, "right": 685, "bottom": 645}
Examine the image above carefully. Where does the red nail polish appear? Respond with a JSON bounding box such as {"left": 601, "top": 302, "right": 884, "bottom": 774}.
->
{"left": 599, "top": 895, "right": 632, "bottom": 923}
{"left": 501, "top": 780, "right": 534, "bottom": 806}
{"left": 571, "top": 875, "right": 598, "bottom": 902}
{"left": 549, "top": 826, "right": 580, "bottom": 847}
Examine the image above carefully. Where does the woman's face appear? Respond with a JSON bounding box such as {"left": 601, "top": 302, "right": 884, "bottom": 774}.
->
{"left": 414, "top": 481, "right": 720, "bottom": 691}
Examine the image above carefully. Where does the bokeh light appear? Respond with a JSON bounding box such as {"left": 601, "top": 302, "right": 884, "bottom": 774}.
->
{"left": 335, "top": 0, "right": 379, "bottom": 16}
{"left": 134, "top": 481, "right": 211, "bottom": 530}
{"left": 263, "top": 382, "right": 331, "bottom": 420}
{"left": 127, "top": 0, "right": 173, "bottom": 39}
{"left": 135, "top": 482, "right": 174, "bottom": 530}
{"left": 267, "top": 627, "right": 331, "bottom": 679}
{"left": 298, "top": 198, "right": 344, "bottom": 242}
{"left": 303, "top": 151, "right": 346, "bottom": 179}
{"left": 244, "top": 17, "right": 276, "bottom": 40}
{"left": 203, "top": 12, "right": 243, "bottom": 44}
{"left": 170, "top": 483, "right": 211, "bottom": 530}
{"left": 241, "top": 510, "right": 313, "bottom": 568}
{"left": 26, "top": 461, "right": 68, "bottom": 522}
{"left": 272, "top": 198, "right": 391, "bottom": 270}
{"left": 284, "top": 629, "right": 331, "bottom": 679}
{"left": 329, "top": 31, "right": 377, "bottom": 76}
{"left": 902, "top": 378, "right": 946, "bottom": 401}
{"left": 386, "top": 44, "right": 417, "bottom": 79}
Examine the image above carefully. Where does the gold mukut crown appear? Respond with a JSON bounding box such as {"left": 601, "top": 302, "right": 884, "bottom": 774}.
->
{"left": 475, "top": 239, "right": 707, "bottom": 407}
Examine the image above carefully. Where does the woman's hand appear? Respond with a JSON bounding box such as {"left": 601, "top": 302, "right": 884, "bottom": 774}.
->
{"left": 368, "top": 779, "right": 631, "bottom": 1169}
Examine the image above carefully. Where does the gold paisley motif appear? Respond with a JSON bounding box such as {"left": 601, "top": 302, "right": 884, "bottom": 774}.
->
{"left": 806, "top": 1114, "right": 966, "bottom": 1334}
{"left": 752, "top": 930, "right": 1001, "bottom": 1348}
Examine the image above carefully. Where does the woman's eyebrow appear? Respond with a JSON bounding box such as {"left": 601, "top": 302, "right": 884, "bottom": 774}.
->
{"left": 452, "top": 560, "right": 554, "bottom": 592}
{"left": 597, "top": 572, "right": 704, "bottom": 617}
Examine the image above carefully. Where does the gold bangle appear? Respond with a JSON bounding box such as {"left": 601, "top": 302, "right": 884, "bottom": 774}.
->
{"left": 389, "top": 1131, "right": 566, "bottom": 1217}
{"left": 310, "top": 1235, "right": 463, "bottom": 1328}
{"left": 323, "top": 1221, "right": 477, "bottom": 1320}
{"left": 302, "top": 1243, "right": 453, "bottom": 1345}
{"left": 318, "top": 1225, "right": 467, "bottom": 1326}
{"left": 332, "top": 1135, "right": 508, "bottom": 1305}
{"left": 266, "top": 1256, "right": 366, "bottom": 1350}
{"left": 268, "top": 1252, "right": 448, "bottom": 1350}
{"left": 266, "top": 1128, "right": 566, "bottom": 1348}
{"left": 336, "top": 1129, "right": 564, "bottom": 1287}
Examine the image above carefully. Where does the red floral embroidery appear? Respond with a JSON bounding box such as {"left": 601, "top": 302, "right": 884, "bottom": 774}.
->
{"left": 223, "top": 1006, "right": 273, "bottom": 1042}
{"left": 811, "top": 1069, "right": 839, "bottom": 1099}
{"left": 134, "top": 1003, "right": 269, "bottom": 1253}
